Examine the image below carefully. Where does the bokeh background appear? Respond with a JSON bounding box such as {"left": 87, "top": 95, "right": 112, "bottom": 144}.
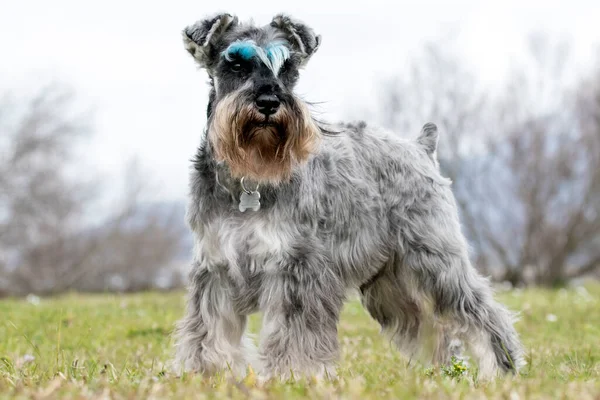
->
{"left": 1, "top": 0, "right": 599, "bottom": 296}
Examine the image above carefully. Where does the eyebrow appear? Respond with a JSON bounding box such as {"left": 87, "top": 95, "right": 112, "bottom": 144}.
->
{"left": 224, "top": 41, "right": 259, "bottom": 60}
{"left": 223, "top": 40, "right": 290, "bottom": 75}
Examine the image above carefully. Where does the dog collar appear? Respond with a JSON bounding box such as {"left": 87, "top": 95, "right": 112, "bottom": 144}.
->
{"left": 239, "top": 177, "right": 261, "bottom": 212}
{"left": 214, "top": 162, "right": 261, "bottom": 212}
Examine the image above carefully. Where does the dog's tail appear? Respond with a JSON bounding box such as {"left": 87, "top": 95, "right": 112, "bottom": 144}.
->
{"left": 417, "top": 122, "right": 439, "bottom": 168}
{"left": 417, "top": 122, "right": 438, "bottom": 156}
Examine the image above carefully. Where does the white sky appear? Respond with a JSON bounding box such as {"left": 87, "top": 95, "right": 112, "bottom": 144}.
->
{"left": 1, "top": 0, "right": 598, "bottom": 200}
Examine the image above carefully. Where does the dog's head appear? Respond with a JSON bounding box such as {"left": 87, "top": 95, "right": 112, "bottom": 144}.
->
{"left": 183, "top": 14, "right": 322, "bottom": 184}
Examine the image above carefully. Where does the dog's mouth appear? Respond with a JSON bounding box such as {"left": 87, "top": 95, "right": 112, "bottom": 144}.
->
{"left": 241, "top": 118, "right": 286, "bottom": 146}
{"left": 255, "top": 113, "right": 278, "bottom": 126}
{"left": 257, "top": 119, "right": 275, "bottom": 128}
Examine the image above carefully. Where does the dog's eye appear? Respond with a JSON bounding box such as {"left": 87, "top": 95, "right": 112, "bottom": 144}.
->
{"left": 231, "top": 63, "right": 243, "bottom": 72}
{"left": 280, "top": 60, "right": 292, "bottom": 73}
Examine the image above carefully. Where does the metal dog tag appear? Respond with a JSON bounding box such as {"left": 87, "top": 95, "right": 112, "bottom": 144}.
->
{"left": 239, "top": 190, "right": 260, "bottom": 212}
{"left": 239, "top": 177, "right": 260, "bottom": 212}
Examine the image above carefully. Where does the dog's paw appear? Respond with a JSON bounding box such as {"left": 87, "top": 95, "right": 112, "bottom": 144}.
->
{"left": 256, "top": 364, "right": 337, "bottom": 384}
{"left": 315, "top": 365, "right": 338, "bottom": 382}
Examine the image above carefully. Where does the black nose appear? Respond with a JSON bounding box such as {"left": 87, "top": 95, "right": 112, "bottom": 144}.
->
{"left": 255, "top": 94, "right": 280, "bottom": 116}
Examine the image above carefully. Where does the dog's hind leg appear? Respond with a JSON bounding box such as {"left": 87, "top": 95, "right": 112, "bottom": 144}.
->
{"left": 432, "top": 267, "right": 525, "bottom": 379}
{"left": 173, "top": 264, "right": 255, "bottom": 377}
{"left": 398, "top": 190, "right": 525, "bottom": 379}
{"left": 359, "top": 260, "right": 464, "bottom": 368}
{"left": 417, "top": 260, "right": 525, "bottom": 379}
{"left": 359, "top": 264, "right": 424, "bottom": 363}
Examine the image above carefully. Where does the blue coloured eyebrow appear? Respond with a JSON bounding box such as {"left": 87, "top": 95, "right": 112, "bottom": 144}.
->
{"left": 224, "top": 41, "right": 259, "bottom": 60}
{"left": 222, "top": 40, "right": 290, "bottom": 75}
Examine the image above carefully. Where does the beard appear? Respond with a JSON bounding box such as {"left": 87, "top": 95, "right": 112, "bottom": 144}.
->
{"left": 208, "top": 89, "right": 320, "bottom": 185}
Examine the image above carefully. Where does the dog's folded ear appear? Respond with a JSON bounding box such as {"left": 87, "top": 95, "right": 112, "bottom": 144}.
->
{"left": 183, "top": 13, "right": 238, "bottom": 70}
{"left": 271, "top": 14, "right": 321, "bottom": 65}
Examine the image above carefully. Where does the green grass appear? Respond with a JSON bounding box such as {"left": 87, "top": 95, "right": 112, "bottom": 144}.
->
{"left": 1, "top": 285, "right": 599, "bottom": 399}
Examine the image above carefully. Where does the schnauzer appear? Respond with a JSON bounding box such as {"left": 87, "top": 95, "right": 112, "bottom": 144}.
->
{"left": 174, "top": 13, "right": 524, "bottom": 380}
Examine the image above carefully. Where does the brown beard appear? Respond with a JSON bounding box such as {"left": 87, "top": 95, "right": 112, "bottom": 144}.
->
{"left": 208, "top": 88, "right": 320, "bottom": 185}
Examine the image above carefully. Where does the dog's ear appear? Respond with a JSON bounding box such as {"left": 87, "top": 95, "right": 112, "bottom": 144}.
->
{"left": 271, "top": 14, "right": 321, "bottom": 65}
{"left": 183, "top": 13, "right": 239, "bottom": 70}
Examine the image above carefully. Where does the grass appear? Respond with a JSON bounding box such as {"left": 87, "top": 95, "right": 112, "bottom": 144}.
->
{"left": 1, "top": 285, "right": 599, "bottom": 399}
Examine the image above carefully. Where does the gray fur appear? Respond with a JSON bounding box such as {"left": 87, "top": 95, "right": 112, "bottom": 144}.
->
{"left": 174, "top": 14, "right": 525, "bottom": 380}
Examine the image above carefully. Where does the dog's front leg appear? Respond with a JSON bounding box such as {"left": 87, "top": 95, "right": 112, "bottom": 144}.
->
{"left": 258, "top": 252, "right": 344, "bottom": 381}
{"left": 173, "top": 264, "right": 256, "bottom": 377}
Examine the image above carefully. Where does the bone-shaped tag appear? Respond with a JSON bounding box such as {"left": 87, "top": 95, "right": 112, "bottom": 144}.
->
{"left": 239, "top": 190, "right": 260, "bottom": 212}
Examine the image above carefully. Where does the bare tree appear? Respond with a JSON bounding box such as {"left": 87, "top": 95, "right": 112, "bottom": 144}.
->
{"left": 0, "top": 84, "right": 94, "bottom": 293}
{"left": 0, "top": 84, "right": 187, "bottom": 296}
{"left": 373, "top": 36, "right": 600, "bottom": 286}
{"left": 466, "top": 37, "right": 600, "bottom": 286}
{"left": 374, "top": 40, "right": 492, "bottom": 269}
{"left": 56, "top": 161, "right": 187, "bottom": 293}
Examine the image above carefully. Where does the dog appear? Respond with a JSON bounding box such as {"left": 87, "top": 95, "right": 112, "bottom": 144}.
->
{"left": 173, "top": 13, "right": 524, "bottom": 380}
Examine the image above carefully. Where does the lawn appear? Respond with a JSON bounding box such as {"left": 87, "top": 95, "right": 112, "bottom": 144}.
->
{"left": 1, "top": 285, "right": 599, "bottom": 399}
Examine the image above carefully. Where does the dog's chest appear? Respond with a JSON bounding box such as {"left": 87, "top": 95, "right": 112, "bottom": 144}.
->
{"left": 195, "top": 214, "right": 292, "bottom": 278}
